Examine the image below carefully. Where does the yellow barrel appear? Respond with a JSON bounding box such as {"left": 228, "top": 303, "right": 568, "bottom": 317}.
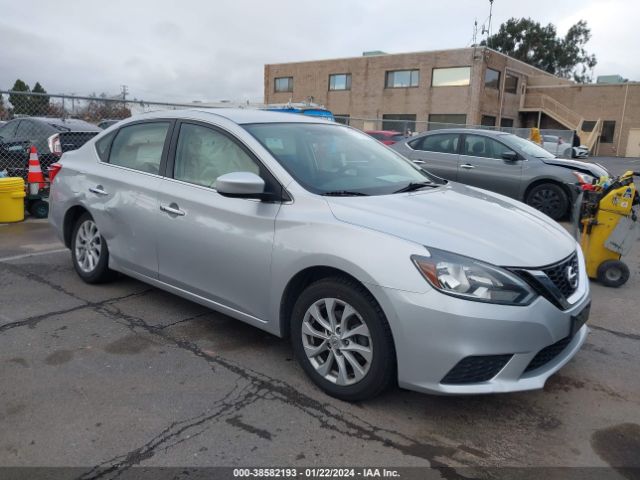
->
{"left": 0, "top": 177, "right": 26, "bottom": 223}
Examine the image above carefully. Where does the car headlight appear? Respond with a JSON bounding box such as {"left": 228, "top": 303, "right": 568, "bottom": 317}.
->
{"left": 411, "top": 248, "right": 536, "bottom": 306}
{"left": 573, "top": 171, "right": 596, "bottom": 185}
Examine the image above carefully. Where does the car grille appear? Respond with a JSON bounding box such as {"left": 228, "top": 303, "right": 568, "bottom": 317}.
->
{"left": 542, "top": 253, "right": 579, "bottom": 298}
{"left": 524, "top": 335, "right": 573, "bottom": 373}
{"left": 441, "top": 354, "right": 512, "bottom": 385}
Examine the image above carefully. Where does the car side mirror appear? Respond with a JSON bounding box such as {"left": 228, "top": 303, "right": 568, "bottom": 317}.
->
{"left": 502, "top": 151, "right": 519, "bottom": 161}
{"left": 215, "top": 171, "right": 265, "bottom": 199}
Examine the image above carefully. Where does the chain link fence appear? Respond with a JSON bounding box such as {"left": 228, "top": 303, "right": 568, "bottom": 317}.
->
{"left": 335, "top": 116, "right": 576, "bottom": 158}
{"left": 0, "top": 89, "right": 579, "bottom": 182}
{"left": 0, "top": 90, "right": 206, "bottom": 180}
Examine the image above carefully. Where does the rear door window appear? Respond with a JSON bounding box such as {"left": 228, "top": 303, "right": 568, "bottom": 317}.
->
{"left": 413, "top": 134, "right": 459, "bottom": 154}
{"left": 0, "top": 120, "right": 20, "bottom": 140}
{"left": 15, "top": 120, "right": 32, "bottom": 140}
{"left": 108, "top": 122, "right": 170, "bottom": 174}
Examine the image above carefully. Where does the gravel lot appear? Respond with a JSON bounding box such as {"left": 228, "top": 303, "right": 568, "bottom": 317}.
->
{"left": 0, "top": 157, "right": 639, "bottom": 478}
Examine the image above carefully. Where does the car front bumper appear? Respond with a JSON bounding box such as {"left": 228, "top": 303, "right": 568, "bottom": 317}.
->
{"left": 370, "top": 255, "right": 591, "bottom": 395}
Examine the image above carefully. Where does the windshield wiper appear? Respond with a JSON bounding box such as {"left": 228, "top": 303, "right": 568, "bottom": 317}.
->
{"left": 393, "top": 181, "right": 437, "bottom": 193}
{"left": 321, "top": 190, "right": 369, "bottom": 197}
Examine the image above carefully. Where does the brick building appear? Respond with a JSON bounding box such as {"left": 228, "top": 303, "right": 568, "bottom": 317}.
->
{"left": 264, "top": 47, "right": 640, "bottom": 157}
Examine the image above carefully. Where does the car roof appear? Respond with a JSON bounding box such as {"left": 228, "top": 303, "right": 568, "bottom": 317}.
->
{"left": 9, "top": 117, "right": 101, "bottom": 131}
{"left": 137, "top": 108, "right": 333, "bottom": 125}
{"left": 419, "top": 128, "right": 511, "bottom": 137}
{"left": 365, "top": 130, "right": 402, "bottom": 134}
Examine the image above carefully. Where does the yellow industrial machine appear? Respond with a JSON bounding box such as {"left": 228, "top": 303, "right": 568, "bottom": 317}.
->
{"left": 577, "top": 171, "right": 639, "bottom": 287}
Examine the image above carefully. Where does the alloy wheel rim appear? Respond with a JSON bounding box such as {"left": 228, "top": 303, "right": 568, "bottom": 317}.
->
{"left": 301, "top": 298, "right": 373, "bottom": 386}
{"left": 530, "top": 189, "right": 561, "bottom": 216}
{"left": 75, "top": 220, "right": 102, "bottom": 273}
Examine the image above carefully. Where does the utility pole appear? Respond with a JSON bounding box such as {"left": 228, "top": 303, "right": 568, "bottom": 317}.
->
{"left": 472, "top": 19, "right": 478, "bottom": 45}
{"left": 487, "top": 0, "right": 494, "bottom": 47}
{"left": 120, "top": 85, "right": 129, "bottom": 101}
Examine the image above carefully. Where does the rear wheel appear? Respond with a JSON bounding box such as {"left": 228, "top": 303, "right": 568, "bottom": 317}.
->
{"left": 291, "top": 277, "right": 396, "bottom": 401}
{"left": 28, "top": 200, "right": 49, "bottom": 218}
{"left": 597, "top": 260, "right": 629, "bottom": 288}
{"left": 71, "top": 213, "right": 117, "bottom": 284}
{"left": 526, "top": 183, "right": 569, "bottom": 220}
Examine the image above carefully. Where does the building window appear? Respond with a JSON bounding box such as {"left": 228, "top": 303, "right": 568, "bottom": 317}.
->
{"left": 427, "top": 114, "right": 467, "bottom": 130}
{"left": 504, "top": 74, "right": 518, "bottom": 94}
{"left": 329, "top": 74, "right": 351, "bottom": 91}
{"left": 581, "top": 120, "right": 596, "bottom": 132}
{"left": 385, "top": 70, "right": 419, "bottom": 88}
{"left": 335, "top": 115, "right": 350, "bottom": 125}
{"left": 481, "top": 115, "right": 496, "bottom": 127}
{"left": 600, "top": 121, "right": 616, "bottom": 143}
{"left": 274, "top": 77, "right": 293, "bottom": 93}
{"left": 382, "top": 114, "right": 416, "bottom": 133}
{"left": 431, "top": 67, "right": 471, "bottom": 87}
{"left": 500, "top": 117, "right": 514, "bottom": 128}
{"left": 485, "top": 68, "right": 501, "bottom": 89}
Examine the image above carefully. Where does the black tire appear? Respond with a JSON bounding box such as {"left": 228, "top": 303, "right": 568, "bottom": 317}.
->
{"left": 526, "top": 183, "right": 569, "bottom": 220}
{"left": 28, "top": 200, "right": 49, "bottom": 219}
{"left": 597, "top": 260, "right": 630, "bottom": 288}
{"left": 290, "top": 276, "right": 396, "bottom": 401}
{"left": 71, "top": 212, "right": 118, "bottom": 284}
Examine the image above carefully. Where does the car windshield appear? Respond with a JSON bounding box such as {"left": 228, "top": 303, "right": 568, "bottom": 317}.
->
{"left": 244, "top": 123, "right": 439, "bottom": 195}
{"left": 503, "top": 134, "right": 556, "bottom": 159}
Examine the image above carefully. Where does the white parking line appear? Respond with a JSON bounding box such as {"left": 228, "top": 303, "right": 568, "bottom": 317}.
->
{"left": 0, "top": 248, "right": 69, "bottom": 263}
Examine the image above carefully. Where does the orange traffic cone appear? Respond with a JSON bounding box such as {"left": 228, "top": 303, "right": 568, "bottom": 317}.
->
{"left": 27, "top": 146, "right": 46, "bottom": 195}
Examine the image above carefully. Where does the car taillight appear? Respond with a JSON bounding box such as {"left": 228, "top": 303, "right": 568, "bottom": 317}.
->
{"left": 47, "top": 133, "right": 62, "bottom": 157}
{"left": 48, "top": 163, "right": 62, "bottom": 182}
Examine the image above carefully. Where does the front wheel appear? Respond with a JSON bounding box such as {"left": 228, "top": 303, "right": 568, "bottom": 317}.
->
{"left": 71, "top": 213, "right": 118, "bottom": 284}
{"left": 525, "top": 183, "right": 569, "bottom": 220}
{"left": 291, "top": 277, "right": 396, "bottom": 401}
{"left": 597, "top": 260, "right": 629, "bottom": 288}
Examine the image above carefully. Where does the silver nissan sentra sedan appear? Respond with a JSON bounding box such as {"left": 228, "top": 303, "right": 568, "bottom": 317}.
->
{"left": 49, "top": 109, "right": 590, "bottom": 401}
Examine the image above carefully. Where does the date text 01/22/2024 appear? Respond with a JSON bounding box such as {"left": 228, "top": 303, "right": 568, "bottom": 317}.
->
{"left": 232, "top": 468, "right": 401, "bottom": 478}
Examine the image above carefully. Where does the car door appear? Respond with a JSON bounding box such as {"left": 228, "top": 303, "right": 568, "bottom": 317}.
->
{"left": 405, "top": 133, "right": 460, "bottom": 181}
{"left": 156, "top": 120, "right": 282, "bottom": 321}
{"left": 457, "top": 134, "right": 523, "bottom": 198}
{"left": 84, "top": 120, "right": 172, "bottom": 278}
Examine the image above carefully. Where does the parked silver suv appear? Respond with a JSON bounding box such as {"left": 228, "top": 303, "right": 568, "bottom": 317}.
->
{"left": 392, "top": 129, "right": 607, "bottom": 220}
{"left": 49, "top": 110, "right": 590, "bottom": 401}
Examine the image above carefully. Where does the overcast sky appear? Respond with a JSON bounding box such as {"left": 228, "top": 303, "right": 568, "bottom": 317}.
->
{"left": 1, "top": 0, "right": 637, "bottom": 103}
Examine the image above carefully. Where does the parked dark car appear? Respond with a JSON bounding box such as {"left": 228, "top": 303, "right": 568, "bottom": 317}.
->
{"left": 98, "top": 119, "right": 121, "bottom": 130}
{"left": 0, "top": 117, "right": 100, "bottom": 179}
{"left": 365, "top": 130, "right": 406, "bottom": 145}
{"left": 392, "top": 128, "right": 608, "bottom": 220}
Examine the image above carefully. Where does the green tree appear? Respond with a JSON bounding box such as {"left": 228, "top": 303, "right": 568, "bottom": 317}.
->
{"left": 31, "top": 81, "right": 50, "bottom": 115}
{"left": 8, "top": 79, "right": 31, "bottom": 114}
{"left": 483, "top": 18, "right": 597, "bottom": 83}
{"left": 0, "top": 95, "right": 6, "bottom": 120}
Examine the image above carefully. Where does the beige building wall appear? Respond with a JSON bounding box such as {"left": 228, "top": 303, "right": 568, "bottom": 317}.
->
{"left": 264, "top": 47, "right": 640, "bottom": 156}
{"left": 529, "top": 83, "right": 640, "bottom": 156}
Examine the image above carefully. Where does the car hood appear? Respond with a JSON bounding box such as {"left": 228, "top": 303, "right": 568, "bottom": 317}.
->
{"left": 326, "top": 182, "right": 576, "bottom": 267}
{"left": 540, "top": 157, "right": 609, "bottom": 177}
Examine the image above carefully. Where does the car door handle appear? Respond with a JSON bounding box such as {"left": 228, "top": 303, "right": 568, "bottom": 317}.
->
{"left": 89, "top": 185, "right": 108, "bottom": 195}
{"left": 460, "top": 164, "right": 476, "bottom": 169}
{"left": 412, "top": 159, "right": 426, "bottom": 165}
{"left": 160, "top": 203, "right": 186, "bottom": 216}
